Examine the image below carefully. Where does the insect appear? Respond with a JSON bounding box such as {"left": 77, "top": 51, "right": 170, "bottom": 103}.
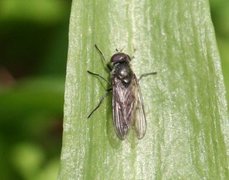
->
{"left": 87, "top": 44, "right": 156, "bottom": 140}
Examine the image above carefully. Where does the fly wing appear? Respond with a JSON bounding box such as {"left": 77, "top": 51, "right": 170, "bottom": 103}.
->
{"left": 133, "top": 75, "right": 147, "bottom": 139}
{"left": 112, "top": 77, "right": 136, "bottom": 140}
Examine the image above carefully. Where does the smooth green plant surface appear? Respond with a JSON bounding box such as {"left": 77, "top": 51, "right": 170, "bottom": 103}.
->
{"left": 59, "top": 0, "right": 229, "bottom": 179}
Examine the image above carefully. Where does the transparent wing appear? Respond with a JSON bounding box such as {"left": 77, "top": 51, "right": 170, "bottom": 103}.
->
{"left": 112, "top": 77, "right": 135, "bottom": 140}
{"left": 133, "top": 76, "right": 147, "bottom": 139}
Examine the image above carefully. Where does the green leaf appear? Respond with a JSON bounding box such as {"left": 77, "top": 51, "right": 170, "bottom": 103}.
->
{"left": 59, "top": 0, "right": 229, "bottom": 179}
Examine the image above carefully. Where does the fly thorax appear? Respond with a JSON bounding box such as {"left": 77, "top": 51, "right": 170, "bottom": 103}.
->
{"left": 114, "top": 63, "right": 132, "bottom": 85}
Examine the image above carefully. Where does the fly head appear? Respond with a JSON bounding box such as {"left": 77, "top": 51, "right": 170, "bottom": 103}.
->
{"left": 111, "top": 53, "right": 131, "bottom": 64}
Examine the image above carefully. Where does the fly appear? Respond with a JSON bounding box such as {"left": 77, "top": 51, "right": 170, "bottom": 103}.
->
{"left": 87, "top": 44, "right": 157, "bottom": 140}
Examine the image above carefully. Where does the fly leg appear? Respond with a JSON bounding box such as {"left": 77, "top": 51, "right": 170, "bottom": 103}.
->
{"left": 87, "top": 69, "right": 112, "bottom": 118}
{"left": 87, "top": 70, "right": 110, "bottom": 85}
{"left": 94, "top": 44, "right": 112, "bottom": 71}
{"left": 87, "top": 88, "right": 112, "bottom": 118}
{"left": 138, "top": 72, "right": 157, "bottom": 81}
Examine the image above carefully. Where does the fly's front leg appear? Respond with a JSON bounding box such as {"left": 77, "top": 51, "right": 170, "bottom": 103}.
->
{"left": 94, "top": 44, "right": 112, "bottom": 72}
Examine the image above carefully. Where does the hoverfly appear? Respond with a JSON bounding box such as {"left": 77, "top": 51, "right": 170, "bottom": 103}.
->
{"left": 87, "top": 45, "right": 156, "bottom": 140}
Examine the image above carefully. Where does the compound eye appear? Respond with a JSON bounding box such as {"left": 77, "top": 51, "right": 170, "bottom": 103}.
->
{"left": 111, "top": 53, "right": 130, "bottom": 63}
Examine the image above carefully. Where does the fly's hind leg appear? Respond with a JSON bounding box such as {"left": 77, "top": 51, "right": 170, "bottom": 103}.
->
{"left": 87, "top": 88, "right": 112, "bottom": 118}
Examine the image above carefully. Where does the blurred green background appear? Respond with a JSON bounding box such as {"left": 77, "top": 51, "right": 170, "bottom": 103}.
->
{"left": 0, "top": 0, "right": 228, "bottom": 179}
{"left": 0, "top": 0, "right": 71, "bottom": 179}
{"left": 210, "top": 0, "right": 229, "bottom": 102}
